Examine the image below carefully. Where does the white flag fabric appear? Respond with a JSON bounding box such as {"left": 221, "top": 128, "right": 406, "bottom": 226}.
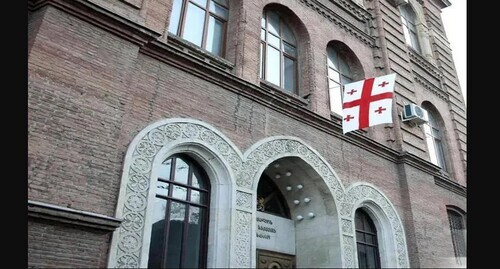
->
{"left": 342, "top": 73, "right": 397, "bottom": 134}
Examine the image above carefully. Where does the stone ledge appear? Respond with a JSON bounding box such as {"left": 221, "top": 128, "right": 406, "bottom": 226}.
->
{"left": 28, "top": 200, "right": 122, "bottom": 231}
{"left": 434, "top": 176, "right": 467, "bottom": 198}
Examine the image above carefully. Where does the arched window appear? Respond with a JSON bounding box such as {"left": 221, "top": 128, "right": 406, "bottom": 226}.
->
{"left": 260, "top": 9, "right": 298, "bottom": 94}
{"left": 423, "top": 111, "right": 447, "bottom": 170}
{"left": 168, "top": 0, "right": 228, "bottom": 57}
{"left": 355, "top": 209, "right": 381, "bottom": 269}
{"left": 327, "top": 45, "right": 354, "bottom": 115}
{"left": 447, "top": 208, "right": 466, "bottom": 265}
{"left": 147, "top": 154, "right": 210, "bottom": 268}
{"left": 400, "top": 4, "right": 421, "bottom": 53}
{"left": 256, "top": 175, "right": 290, "bottom": 218}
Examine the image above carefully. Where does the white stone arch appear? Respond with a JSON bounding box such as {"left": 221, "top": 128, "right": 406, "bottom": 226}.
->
{"left": 343, "top": 183, "right": 410, "bottom": 268}
{"left": 243, "top": 136, "right": 346, "bottom": 267}
{"left": 107, "top": 118, "right": 244, "bottom": 268}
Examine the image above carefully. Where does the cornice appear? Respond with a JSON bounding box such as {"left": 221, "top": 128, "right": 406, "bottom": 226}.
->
{"left": 327, "top": 0, "right": 372, "bottom": 22}
{"left": 408, "top": 50, "right": 442, "bottom": 80}
{"left": 431, "top": 0, "right": 452, "bottom": 9}
{"left": 28, "top": 200, "right": 122, "bottom": 231}
{"left": 434, "top": 176, "right": 466, "bottom": 198}
{"left": 299, "top": 0, "right": 376, "bottom": 47}
{"left": 28, "top": 0, "right": 160, "bottom": 46}
{"left": 412, "top": 72, "right": 449, "bottom": 101}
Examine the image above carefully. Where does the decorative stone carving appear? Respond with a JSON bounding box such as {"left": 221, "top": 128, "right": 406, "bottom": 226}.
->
{"left": 233, "top": 210, "right": 252, "bottom": 267}
{"left": 236, "top": 191, "right": 253, "bottom": 210}
{"left": 110, "top": 118, "right": 409, "bottom": 269}
{"left": 341, "top": 218, "right": 353, "bottom": 234}
{"left": 343, "top": 184, "right": 410, "bottom": 268}
{"left": 111, "top": 120, "right": 245, "bottom": 267}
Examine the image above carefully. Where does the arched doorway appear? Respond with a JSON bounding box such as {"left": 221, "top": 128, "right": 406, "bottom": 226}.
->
{"left": 255, "top": 157, "right": 342, "bottom": 268}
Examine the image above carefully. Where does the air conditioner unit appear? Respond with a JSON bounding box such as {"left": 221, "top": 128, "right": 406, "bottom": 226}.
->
{"left": 401, "top": 104, "right": 429, "bottom": 125}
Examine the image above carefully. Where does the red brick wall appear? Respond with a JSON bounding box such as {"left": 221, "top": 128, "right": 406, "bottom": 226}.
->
{"left": 28, "top": 0, "right": 466, "bottom": 267}
{"left": 28, "top": 218, "right": 111, "bottom": 268}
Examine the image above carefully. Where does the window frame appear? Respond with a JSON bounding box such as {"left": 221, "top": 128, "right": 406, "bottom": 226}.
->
{"left": 400, "top": 4, "right": 422, "bottom": 53}
{"left": 169, "top": 0, "right": 229, "bottom": 57}
{"left": 355, "top": 209, "right": 381, "bottom": 269}
{"left": 447, "top": 208, "right": 466, "bottom": 265}
{"left": 260, "top": 9, "right": 298, "bottom": 95}
{"left": 423, "top": 111, "right": 447, "bottom": 171}
{"left": 147, "top": 154, "right": 211, "bottom": 268}
{"left": 326, "top": 45, "right": 354, "bottom": 116}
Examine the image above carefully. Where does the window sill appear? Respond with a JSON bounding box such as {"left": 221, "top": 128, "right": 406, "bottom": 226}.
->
{"left": 166, "top": 33, "right": 234, "bottom": 72}
{"left": 259, "top": 80, "right": 309, "bottom": 108}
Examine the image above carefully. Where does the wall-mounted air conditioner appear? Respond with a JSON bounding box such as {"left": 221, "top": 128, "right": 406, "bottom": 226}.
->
{"left": 401, "top": 103, "right": 429, "bottom": 125}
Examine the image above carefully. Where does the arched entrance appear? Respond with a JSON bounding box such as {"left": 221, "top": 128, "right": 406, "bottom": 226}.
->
{"left": 254, "top": 157, "right": 342, "bottom": 268}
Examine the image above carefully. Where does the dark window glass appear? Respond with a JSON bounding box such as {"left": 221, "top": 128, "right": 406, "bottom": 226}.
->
{"left": 260, "top": 10, "right": 298, "bottom": 94}
{"left": 168, "top": 0, "right": 229, "bottom": 57}
{"left": 355, "top": 209, "right": 381, "bottom": 269}
{"left": 148, "top": 155, "right": 210, "bottom": 268}
{"left": 256, "top": 175, "right": 291, "bottom": 218}
{"left": 447, "top": 209, "right": 466, "bottom": 265}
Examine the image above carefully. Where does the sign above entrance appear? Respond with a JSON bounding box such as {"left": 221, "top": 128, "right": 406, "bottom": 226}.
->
{"left": 256, "top": 212, "right": 296, "bottom": 255}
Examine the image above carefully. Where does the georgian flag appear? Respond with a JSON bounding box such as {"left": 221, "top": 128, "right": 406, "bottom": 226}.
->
{"left": 342, "top": 73, "right": 397, "bottom": 134}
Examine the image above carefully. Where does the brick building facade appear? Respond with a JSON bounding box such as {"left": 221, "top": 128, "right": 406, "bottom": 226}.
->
{"left": 28, "top": 0, "right": 466, "bottom": 268}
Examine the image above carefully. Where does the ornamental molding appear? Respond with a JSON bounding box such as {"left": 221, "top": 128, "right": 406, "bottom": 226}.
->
{"left": 412, "top": 72, "right": 448, "bottom": 101}
{"left": 298, "top": 0, "right": 376, "bottom": 47}
{"left": 108, "top": 118, "right": 410, "bottom": 268}
{"left": 343, "top": 183, "right": 410, "bottom": 268}
{"left": 408, "top": 50, "right": 442, "bottom": 80}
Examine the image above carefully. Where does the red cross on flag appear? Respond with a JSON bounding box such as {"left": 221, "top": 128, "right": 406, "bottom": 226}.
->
{"left": 342, "top": 73, "right": 397, "bottom": 134}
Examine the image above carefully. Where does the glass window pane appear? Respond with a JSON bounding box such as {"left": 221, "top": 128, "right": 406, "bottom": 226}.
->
{"left": 328, "top": 68, "right": 340, "bottom": 82}
{"left": 190, "top": 0, "right": 207, "bottom": 7}
{"left": 261, "top": 29, "right": 266, "bottom": 40}
{"left": 174, "top": 158, "right": 189, "bottom": 184}
{"left": 327, "top": 47, "right": 339, "bottom": 69}
{"left": 206, "top": 16, "right": 224, "bottom": 56}
{"left": 212, "top": 0, "right": 227, "bottom": 7}
{"left": 168, "top": 0, "right": 183, "bottom": 35}
{"left": 148, "top": 198, "right": 167, "bottom": 268}
{"left": 357, "top": 243, "right": 367, "bottom": 268}
{"left": 356, "top": 231, "right": 365, "bottom": 243}
{"left": 183, "top": 3, "right": 206, "bottom": 47}
{"left": 366, "top": 246, "right": 377, "bottom": 268}
{"left": 338, "top": 56, "right": 352, "bottom": 77}
{"left": 284, "top": 57, "right": 295, "bottom": 93}
{"left": 156, "top": 181, "right": 170, "bottom": 196}
{"left": 166, "top": 202, "right": 186, "bottom": 268}
{"left": 158, "top": 159, "right": 172, "bottom": 180}
{"left": 424, "top": 123, "right": 439, "bottom": 166}
{"left": 282, "top": 22, "right": 296, "bottom": 45}
{"left": 266, "top": 46, "right": 281, "bottom": 86}
{"left": 329, "top": 80, "right": 342, "bottom": 115}
{"left": 267, "top": 33, "right": 280, "bottom": 48}
{"left": 209, "top": 1, "right": 228, "bottom": 19}
{"left": 191, "top": 189, "right": 200, "bottom": 203}
{"left": 366, "top": 234, "right": 376, "bottom": 245}
{"left": 283, "top": 42, "right": 296, "bottom": 57}
{"left": 172, "top": 185, "right": 188, "bottom": 200}
{"left": 184, "top": 207, "right": 203, "bottom": 267}
{"left": 261, "top": 13, "right": 266, "bottom": 28}
{"left": 341, "top": 75, "right": 353, "bottom": 85}
{"left": 267, "top": 11, "right": 280, "bottom": 36}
